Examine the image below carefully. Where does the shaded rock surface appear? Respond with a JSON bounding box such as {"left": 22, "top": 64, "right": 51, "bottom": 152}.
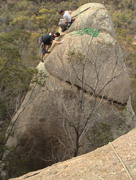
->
{"left": 3, "top": 62, "right": 135, "bottom": 179}
{"left": 10, "top": 128, "right": 136, "bottom": 180}
{"left": 5, "top": 66, "right": 132, "bottom": 156}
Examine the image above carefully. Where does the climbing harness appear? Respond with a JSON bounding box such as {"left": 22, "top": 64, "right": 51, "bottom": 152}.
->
{"left": 70, "top": 27, "right": 99, "bottom": 37}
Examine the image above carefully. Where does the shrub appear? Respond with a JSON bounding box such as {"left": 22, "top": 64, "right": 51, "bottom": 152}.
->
{"left": 10, "top": 16, "right": 28, "bottom": 29}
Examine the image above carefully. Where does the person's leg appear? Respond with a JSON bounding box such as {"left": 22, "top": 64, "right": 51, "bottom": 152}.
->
{"left": 67, "top": 19, "right": 75, "bottom": 28}
{"left": 40, "top": 43, "right": 46, "bottom": 62}
{"left": 40, "top": 53, "right": 43, "bottom": 61}
{"left": 59, "top": 20, "right": 67, "bottom": 32}
{"left": 46, "top": 44, "right": 51, "bottom": 52}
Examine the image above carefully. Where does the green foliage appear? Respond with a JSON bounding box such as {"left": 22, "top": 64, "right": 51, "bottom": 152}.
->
{"left": 87, "top": 122, "right": 113, "bottom": 149}
{"left": 0, "top": 135, "right": 5, "bottom": 159}
{"left": 126, "top": 50, "right": 136, "bottom": 67}
{"left": 112, "top": 10, "right": 133, "bottom": 29}
{"left": 4, "top": 148, "right": 31, "bottom": 177}
{"left": 15, "top": 0, "right": 33, "bottom": 11}
{"left": 130, "top": 78, "right": 136, "bottom": 113}
{"left": 0, "top": 30, "right": 38, "bottom": 122}
{"left": 39, "top": 8, "right": 51, "bottom": 14}
{"left": 0, "top": 59, "right": 36, "bottom": 120}
{"left": 10, "top": 16, "right": 28, "bottom": 29}
{"left": 68, "top": 50, "right": 87, "bottom": 65}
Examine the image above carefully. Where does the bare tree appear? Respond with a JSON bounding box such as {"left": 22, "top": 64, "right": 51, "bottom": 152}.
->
{"left": 45, "top": 36, "right": 126, "bottom": 157}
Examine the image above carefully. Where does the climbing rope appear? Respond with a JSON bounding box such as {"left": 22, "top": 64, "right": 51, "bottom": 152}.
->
{"left": 72, "top": 7, "right": 91, "bottom": 18}
{"left": 70, "top": 6, "right": 99, "bottom": 37}
{"left": 70, "top": 27, "right": 99, "bottom": 37}
{"left": 109, "top": 142, "right": 134, "bottom": 180}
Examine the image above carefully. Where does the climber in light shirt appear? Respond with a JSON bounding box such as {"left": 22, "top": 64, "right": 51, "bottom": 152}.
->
{"left": 59, "top": 10, "right": 75, "bottom": 32}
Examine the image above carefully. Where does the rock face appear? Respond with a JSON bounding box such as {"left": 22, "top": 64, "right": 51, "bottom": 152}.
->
{"left": 10, "top": 128, "right": 136, "bottom": 180}
{"left": 45, "top": 3, "right": 130, "bottom": 104}
{"left": 2, "top": 3, "right": 135, "bottom": 179}
{"left": 45, "top": 32, "right": 130, "bottom": 104}
{"left": 68, "top": 3, "right": 116, "bottom": 38}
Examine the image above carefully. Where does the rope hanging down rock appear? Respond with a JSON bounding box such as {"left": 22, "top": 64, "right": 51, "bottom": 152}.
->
{"left": 72, "top": 7, "right": 91, "bottom": 18}
{"left": 70, "top": 27, "right": 99, "bottom": 37}
{"left": 109, "top": 142, "right": 134, "bottom": 180}
{"left": 70, "top": 6, "right": 99, "bottom": 37}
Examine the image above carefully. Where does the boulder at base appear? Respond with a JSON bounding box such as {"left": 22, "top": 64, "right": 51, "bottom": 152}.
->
{"left": 10, "top": 129, "right": 136, "bottom": 180}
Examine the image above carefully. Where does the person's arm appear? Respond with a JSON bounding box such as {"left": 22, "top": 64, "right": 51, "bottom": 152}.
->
{"left": 64, "top": 18, "right": 68, "bottom": 23}
{"left": 52, "top": 40, "right": 61, "bottom": 44}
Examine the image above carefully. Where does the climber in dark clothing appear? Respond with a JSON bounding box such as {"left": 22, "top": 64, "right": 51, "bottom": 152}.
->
{"left": 39, "top": 32, "right": 61, "bottom": 62}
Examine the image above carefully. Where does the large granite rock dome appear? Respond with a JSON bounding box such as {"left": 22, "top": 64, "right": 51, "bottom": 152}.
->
{"left": 45, "top": 32, "right": 130, "bottom": 104}
{"left": 45, "top": 3, "right": 130, "bottom": 104}
{"left": 1, "top": 3, "right": 135, "bottom": 180}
